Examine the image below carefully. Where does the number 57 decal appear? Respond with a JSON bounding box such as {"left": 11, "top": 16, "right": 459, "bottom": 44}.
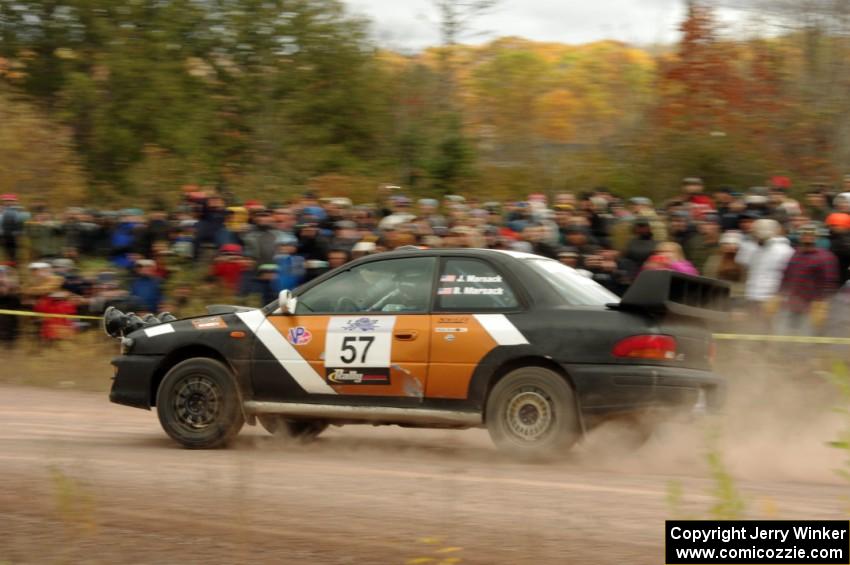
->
{"left": 340, "top": 336, "right": 374, "bottom": 364}
{"left": 325, "top": 316, "right": 396, "bottom": 370}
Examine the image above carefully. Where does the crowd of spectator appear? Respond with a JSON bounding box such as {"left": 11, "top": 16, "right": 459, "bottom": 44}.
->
{"left": 2, "top": 176, "right": 850, "bottom": 345}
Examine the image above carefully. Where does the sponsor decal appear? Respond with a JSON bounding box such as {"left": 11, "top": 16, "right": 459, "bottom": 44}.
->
{"left": 435, "top": 327, "right": 468, "bottom": 333}
{"left": 326, "top": 368, "right": 390, "bottom": 385}
{"left": 287, "top": 326, "right": 312, "bottom": 345}
{"left": 342, "top": 317, "right": 380, "bottom": 332}
{"left": 438, "top": 316, "right": 468, "bottom": 324}
{"left": 144, "top": 323, "right": 174, "bottom": 338}
{"left": 444, "top": 334, "right": 456, "bottom": 342}
{"left": 440, "top": 274, "right": 457, "bottom": 282}
{"left": 191, "top": 316, "right": 227, "bottom": 330}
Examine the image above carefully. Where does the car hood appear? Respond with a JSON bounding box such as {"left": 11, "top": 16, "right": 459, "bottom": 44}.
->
{"left": 205, "top": 304, "right": 257, "bottom": 315}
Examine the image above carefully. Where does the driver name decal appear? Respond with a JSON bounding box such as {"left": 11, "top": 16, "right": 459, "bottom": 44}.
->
{"left": 438, "top": 287, "right": 505, "bottom": 295}
{"left": 440, "top": 274, "right": 502, "bottom": 283}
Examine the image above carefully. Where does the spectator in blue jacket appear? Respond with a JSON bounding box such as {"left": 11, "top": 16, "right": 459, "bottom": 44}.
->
{"left": 110, "top": 210, "right": 143, "bottom": 269}
{"left": 273, "top": 235, "right": 306, "bottom": 292}
{"left": 129, "top": 259, "right": 163, "bottom": 313}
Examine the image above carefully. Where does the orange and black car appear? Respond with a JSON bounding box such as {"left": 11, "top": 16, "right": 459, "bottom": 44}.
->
{"left": 106, "top": 248, "right": 728, "bottom": 458}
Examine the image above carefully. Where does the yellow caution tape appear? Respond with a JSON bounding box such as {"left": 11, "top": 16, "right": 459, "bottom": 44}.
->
{"left": 712, "top": 333, "right": 850, "bottom": 345}
{"left": 0, "top": 309, "right": 102, "bottom": 320}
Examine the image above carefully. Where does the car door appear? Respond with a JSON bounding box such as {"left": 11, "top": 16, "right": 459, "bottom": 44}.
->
{"left": 250, "top": 256, "right": 436, "bottom": 401}
{"left": 427, "top": 256, "right": 524, "bottom": 399}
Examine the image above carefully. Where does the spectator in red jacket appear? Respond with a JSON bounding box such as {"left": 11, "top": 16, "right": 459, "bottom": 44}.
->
{"left": 34, "top": 290, "right": 76, "bottom": 341}
{"left": 681, "top": 177, "right": 714, "bottom": 209}
{"left": 778, "top": 223, "right": 840, "bottom": 335}
{"left": 210, "top": 243, "right": 250, "bottom": 295}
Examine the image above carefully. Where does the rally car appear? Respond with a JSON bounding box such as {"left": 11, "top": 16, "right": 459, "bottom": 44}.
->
{"left": 106, "top": 248, "right": 728, "bottom": 458}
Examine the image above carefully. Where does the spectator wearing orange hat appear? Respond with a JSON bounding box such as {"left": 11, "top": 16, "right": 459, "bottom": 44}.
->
{"left": 826, "top": 210, "right": 850, "bottom": 230}
{"left": 826, "top": 201, "right": 850, "bottom": 284}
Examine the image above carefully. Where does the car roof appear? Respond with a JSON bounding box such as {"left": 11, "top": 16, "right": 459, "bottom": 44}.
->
{"left": 355, "top": 247, "right": 541, "bottom": 264}
{"left": 274, "top": 247, "right": 570, "bottom": 313}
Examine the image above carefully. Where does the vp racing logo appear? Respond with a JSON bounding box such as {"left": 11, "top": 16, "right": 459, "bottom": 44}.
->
{"left": 287, "top": 326, "right": 312, "bottom": 345}
{"left": 326, "top": 368, "right": 390, "bottom": 385}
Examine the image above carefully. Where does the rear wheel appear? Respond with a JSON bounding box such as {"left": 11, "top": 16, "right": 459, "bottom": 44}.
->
{"left": 156, "top": 358, "right": 244, "bottom": 449}
{"left": 485, "top": 366, "right": 579, "bottom": 459}
{"left": 258, "top": 415, "right": 328, "bottom": 443}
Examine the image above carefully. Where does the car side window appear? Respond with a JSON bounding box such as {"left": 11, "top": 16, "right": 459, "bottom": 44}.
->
{"left": 294, "top": 256, "right": 437, "bottom": 314}
{"left": 435, "top": 258, "right": 519, "bottom": 311}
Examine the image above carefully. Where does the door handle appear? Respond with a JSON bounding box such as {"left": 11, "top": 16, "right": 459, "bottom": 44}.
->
{"left": 394, "top": 331, "right": 417, "bottom": 341}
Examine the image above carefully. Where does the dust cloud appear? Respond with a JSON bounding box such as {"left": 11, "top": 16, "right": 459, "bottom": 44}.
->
{"left": 247, "top": 348, "right": 849, "bottom": 487}
{"left": 574, "top": 347, "right": 848, "bottom": 485}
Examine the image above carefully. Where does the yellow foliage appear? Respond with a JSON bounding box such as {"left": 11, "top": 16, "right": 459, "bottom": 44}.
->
{"left": 0, "top": 90, "right": 86, "bottom": 208}
{"left": 534, "top": 89, "right": 579, "bottom": 143}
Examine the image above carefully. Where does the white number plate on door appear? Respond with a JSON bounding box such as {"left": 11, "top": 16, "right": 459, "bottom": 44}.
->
{"left": 325, "top": 316, "right": 397, "bottom": 369}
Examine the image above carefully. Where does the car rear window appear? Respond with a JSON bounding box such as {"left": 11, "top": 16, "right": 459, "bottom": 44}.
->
{"left": 526, "top": 259, "right": 619, "bottom": 306}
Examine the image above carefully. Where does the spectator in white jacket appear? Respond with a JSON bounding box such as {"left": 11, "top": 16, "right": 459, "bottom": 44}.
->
{"left": 736, "top": 218, "right": 794, "bottom": 330}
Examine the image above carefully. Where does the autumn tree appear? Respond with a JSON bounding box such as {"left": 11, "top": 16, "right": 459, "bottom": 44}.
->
{"left": 0, "top": 89, "right": 86, "bottom": 206}
{"left": 656, "top": 0, "right": 744, "bottom": 133}
{"left": 0, "top": 0, "right": 392, "bottom": 200}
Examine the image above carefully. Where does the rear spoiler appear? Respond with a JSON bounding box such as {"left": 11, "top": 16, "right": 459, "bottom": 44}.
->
{"left": 609, "top": 270, "right": 730, "bottom": 320}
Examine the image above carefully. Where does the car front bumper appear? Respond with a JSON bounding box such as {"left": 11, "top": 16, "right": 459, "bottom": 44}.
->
{"left": 562, "top": 363, "right": 724, "bottom": 424}
{"left": 110, "top": 355, "right": 164, "bottom": 410}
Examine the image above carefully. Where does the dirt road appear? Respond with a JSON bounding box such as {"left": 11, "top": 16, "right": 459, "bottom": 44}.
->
{"left": 0, "top": 384, "right": 847, "bottom": 564}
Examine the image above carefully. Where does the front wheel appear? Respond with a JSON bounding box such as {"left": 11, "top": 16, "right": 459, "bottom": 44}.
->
{"left": 156, "top": 358, "right": 244, "bottom": 449}
{"left": 258, "top": 415, "right": 328, "bottom": 443}
{"left": 485, "top": 366, "right": 579, "bottom": 459}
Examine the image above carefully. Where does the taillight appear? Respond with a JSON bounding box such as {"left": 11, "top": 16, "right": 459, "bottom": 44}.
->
{"left": 612, "top": 335, "right": 677, "bottom": 360}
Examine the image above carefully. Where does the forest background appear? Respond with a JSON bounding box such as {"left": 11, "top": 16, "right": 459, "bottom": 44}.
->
{"left": 1, "top": 0, "right": 848, "bottom": 207}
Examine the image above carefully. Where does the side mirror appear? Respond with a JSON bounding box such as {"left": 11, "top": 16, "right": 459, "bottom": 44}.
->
{"left": 277, "top": 289, "right": 298, "bottom": 315}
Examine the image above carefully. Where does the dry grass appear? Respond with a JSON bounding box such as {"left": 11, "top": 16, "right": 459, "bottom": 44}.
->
{"left": 1, "top": 332, "right": 116, "bottom": 392}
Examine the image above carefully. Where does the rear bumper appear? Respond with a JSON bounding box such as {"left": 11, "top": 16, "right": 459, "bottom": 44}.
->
{"left": 110, "top": 355, "right": 163, "bottom": 409}
{"left": 562, "top": 363, "right": 724, "bottom": 421}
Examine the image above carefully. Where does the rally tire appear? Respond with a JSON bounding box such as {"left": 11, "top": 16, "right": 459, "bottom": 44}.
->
{"left": 156, "top": 358, "right": 244, "bottom": 449}
{"left": 485, "top": 366, "right": 579, "bottom": 459}
{"left": 258, "top": 415, "right": 328, "bottom": 443}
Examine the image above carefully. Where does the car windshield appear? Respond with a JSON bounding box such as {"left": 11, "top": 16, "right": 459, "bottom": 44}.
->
{"left": 525, "top": 258, "right": 620, "bottom": 306}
